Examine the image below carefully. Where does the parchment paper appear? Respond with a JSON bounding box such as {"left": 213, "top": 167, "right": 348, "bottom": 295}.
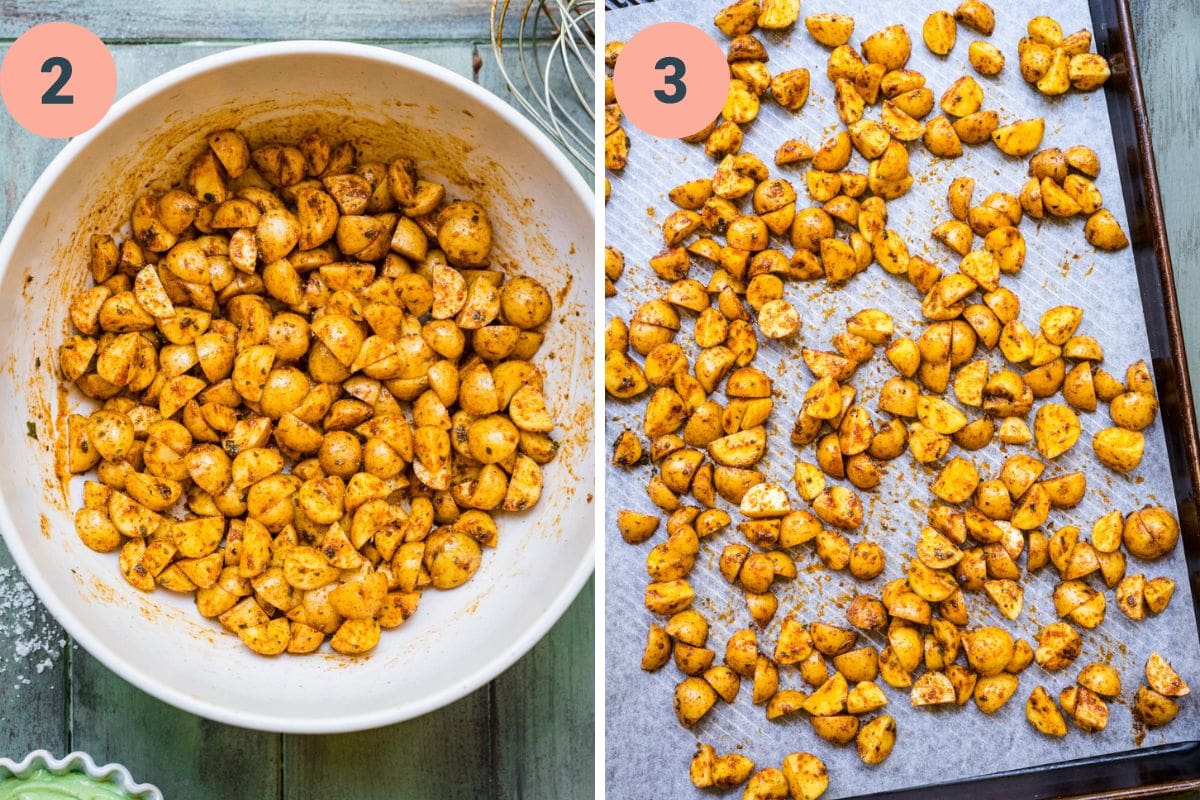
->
{"left": 604, "top": 1, "right": 1200, "bottom": 797}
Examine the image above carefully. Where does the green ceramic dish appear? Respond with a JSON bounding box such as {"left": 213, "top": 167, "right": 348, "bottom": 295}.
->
{"left": 0, "top": 753, "right": 159, "bottom": 800}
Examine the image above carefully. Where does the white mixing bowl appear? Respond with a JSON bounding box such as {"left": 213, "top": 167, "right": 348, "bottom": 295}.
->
{"left": 0, "top": 41, "right": 595, "bottom": 733}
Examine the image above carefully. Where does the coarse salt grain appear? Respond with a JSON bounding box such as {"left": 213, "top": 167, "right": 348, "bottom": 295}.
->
{"left": 0, "top": 565, "right": 66, "bottom": 687}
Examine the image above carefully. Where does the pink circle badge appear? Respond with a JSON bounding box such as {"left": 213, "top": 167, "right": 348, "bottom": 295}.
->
{"left": 1, "top": 22, "right": 117, "bottom": 139}
{"left": 613, "top": 22, "right": 730, "bottom": 139}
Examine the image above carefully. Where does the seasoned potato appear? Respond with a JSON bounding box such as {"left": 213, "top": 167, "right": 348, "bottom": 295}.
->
{"left": 438, "top": 201, "right": 493, "bottom": 267}
{"left": 713, "top": 753, "right": 755, "bottom": 789}
{"left": 848, "top": 541, "right": 885, "bottom": 580}
{"left": 941, "top": 77, "right": 983, "bottom": 118}
{"left": 1026, "top": 685, "right": 1068, "bottom": 736}
{"left": 811, "top": 714, "right": 859, "bottom": 745}
{"left": 1078, "top": 663, "right": 1121, "bottom": 697}
{"left": 1085, "top": 209, "right": 1129, "bottom": 250}
{"left": 1144, "top": 577, "right": 1176, "bottom": 614}
{"left": 74, "top": 508, "right": 123, "bottom": 552}
{"left": 861, "top": 25, "right": 912, "bottom": 71}
{"left": 690, "top": 744, "right": 716, "bottom": 788}
{"left": 968, "top": 41, "right": 1005, "bottom": 76}
{"left": 781, "top": 752, "right": 828, "bottom": 800}
{"left": 974, "top": 673, "right": 1019, "bottom": 714}
{"left": 757, "top": 0, "right": 800, "bottom": 30}
{"left": 1110, "top": 391, "right": 1158, "bottom": 431}
{"left": 911, "top": 671, "right": 956, "bottom": 706}
{"left": 56, "top": 127, "right": 561, "bottom": 658}
{"left": 1070, "top": 53, "right": 1111, "bottom": 91}
{"left": 741, "top": 769, "right": 789, "bottom": 800}
{"left": 1092, "top": 427, "right": 1145, "bottom": 473}
{"left": 675, "top": 677, "right": 718, "bottom": 727}
{"left": 965, "top": 626, "right": 1014, "bottom": 676}
{"left": 499, "top": 276, "right": 553, "bottom": 329}
{"left": 646, "top": 580, "right": 695, "bottom": 615}
{"left": 922, "top": 12, "right": 957, "bottom": 56}
{"left": 1034, "top": 403, "right": 1081, "bottom": 459}
{"left": 955, "top": 0, "right": 995, "bottom": 34}
{"left": 330, "top": 618, "right": 380, "bottom": 656}
{"left": 1122, "top": 506, "right": 1179, "bottom": 560}
{"left": 806, "top": 14, "right": 854, "bottom": 47}
{"left": 1146, "top": 652, "right": 1189, "bottom": 697}
{"left": 855, "top": 715, "right": 896, "bottom": 764}
{"left": 1135, "top": 685, "right": 1180, "bottom": 727}
{"left": 932, "top": 457, "right": 980, "bottom": 504}
{"left": 993, "top": 118, "right": 1045, "bottom": 157}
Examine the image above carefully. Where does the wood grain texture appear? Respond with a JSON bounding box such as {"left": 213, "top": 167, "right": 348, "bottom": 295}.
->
{"left": 69, "top": 650, "right": 282, "bottom": 799}
{"left": 282, "top": 688, "right": 493, "bottom": 799}
{"left": 0, "top": 548, "right": 68, "bottom": 759}
{"left": 0, "top": 118, "right": 64, "bottom": 233}
{"left": 0, "top": 0, "right": 493, "bottom": 42}
{"left": 1130, "top": 0, "right": 1200, "bottom": 400}
{"left": 492, "top": 577, "right": 595, "bottom": 799}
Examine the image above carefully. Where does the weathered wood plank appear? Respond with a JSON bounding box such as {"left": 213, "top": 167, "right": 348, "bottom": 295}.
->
{"left": 0, "top": 0, "right": 493, "bottom": 42}
{"left": 0, "top": 113, "right": 66, "bottom": 239}
{"left": 69, "top": 650, "right": 282, "bottom": 798}
{"left": 1130, "top": 1, "right": 1200, "bottom": 399}
{"left": 0, "top": 546, "right": 69, "bottom": 759}
{"left": 492, "top": 578, "right": 594, "bottom": 800}
{"left": 0, "top": 34, "right": 72, "bottom": 755}
{"left": 282, "top": 687, "right": 493, "bottom": 800}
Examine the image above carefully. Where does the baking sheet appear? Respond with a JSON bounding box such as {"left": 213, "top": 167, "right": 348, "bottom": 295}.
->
{"left": 603, "top": 0, "right": 1200, "bottom": 797}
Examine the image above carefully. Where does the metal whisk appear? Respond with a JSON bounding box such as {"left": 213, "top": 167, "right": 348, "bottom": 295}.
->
{"left": 490, "top": 0, "right": 596, "bottom": 174}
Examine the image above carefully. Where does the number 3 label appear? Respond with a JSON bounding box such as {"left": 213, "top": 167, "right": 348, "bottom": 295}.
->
{"left": 0, "top": 22, "right": 115, "bottom": 138}
{"left": 612, "top": 22, "right": 730, "bottom": 139}
{"left": 654, "top": 56, "right": 686, "bottom": 105}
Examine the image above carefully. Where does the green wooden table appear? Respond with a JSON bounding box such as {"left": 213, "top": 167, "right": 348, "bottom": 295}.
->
{"left": 0, "top": 3, "right": 594, "bottom": 798}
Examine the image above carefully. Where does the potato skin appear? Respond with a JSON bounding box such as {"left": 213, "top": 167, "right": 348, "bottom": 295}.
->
{"left": 1026, "top": 685, "right": 1068, "bottom": 736}
{"left": 855, "top": 714, "right": 897, "bottom": 764}
{"left": 424, "top": 529, "right": 483, "bottom": 589}
{"left": 438, "top": 201, "right": 493, "bottom": 267}
{"left": 1135, "top": 685, "right": 1179, "bottom": 727}
{"left": 782, "top": 752, "right": 828, "bottom": 800}
{"left": 1092, "top": 427, "right": 1145, "bottom": 473}
{"left": 1123, "top": 506, "right": 1179, "bottom": 560}
{"left": 499, "top": 276, "right": 553, "bottom": 329}
{"left": 674, "top": 676, "right": 717, "bottom": 727}
{"left": 969, "top": 41, "right": 1005, "bottom": 75}
{"left": 965, "top": 626, "right": 1014, "bottom": 676}
{"left": 922, "top": 12, "right": 957, "bottom": 56}
{"left": 806, "top": 14, "right": 854, "bottom": 47}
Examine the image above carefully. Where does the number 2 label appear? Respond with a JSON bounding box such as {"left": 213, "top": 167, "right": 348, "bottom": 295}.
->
{"left": 40, "top": 56, "right": 74, "bottom": 105}
{"left": 0, "top": 21, "right": 115, "bottom": 138}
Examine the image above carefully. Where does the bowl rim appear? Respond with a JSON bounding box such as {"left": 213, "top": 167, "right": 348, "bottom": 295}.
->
{"left": 0, "top": 39, "right": 595, "bottom": 733}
